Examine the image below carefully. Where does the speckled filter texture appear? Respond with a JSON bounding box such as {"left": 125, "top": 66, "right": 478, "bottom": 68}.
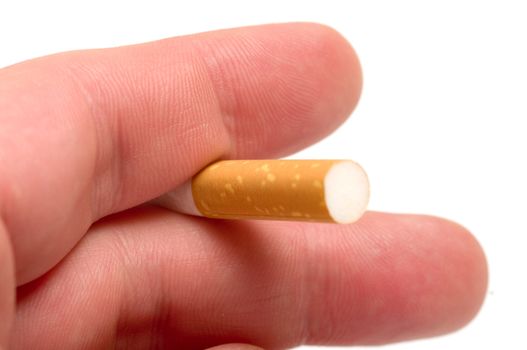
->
{"left": 191, "top": 159, "right": 339, "bottom": 222}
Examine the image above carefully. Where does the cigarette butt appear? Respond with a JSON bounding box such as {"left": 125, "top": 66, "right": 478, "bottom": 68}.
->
{"left": 154, "top": 160, "right": 369, "bottom": 224}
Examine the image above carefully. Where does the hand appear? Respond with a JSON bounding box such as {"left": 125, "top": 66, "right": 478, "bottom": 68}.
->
{"left": 0, "top": 23, "right": 487, "bottom": 349}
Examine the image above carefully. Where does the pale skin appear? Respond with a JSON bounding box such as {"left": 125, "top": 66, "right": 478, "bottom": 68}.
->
{"left": 0, "top": 23, "right": 487, "bottom": 349}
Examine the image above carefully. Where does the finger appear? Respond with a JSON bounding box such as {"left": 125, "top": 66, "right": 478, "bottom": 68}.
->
{"left": 0, "top": 23, "right": 362, "bottom": 284}
{"left": 12, "top": 209, "right": 487, "bottom": 349}
{"left": 0, "top": 221, "right": 15, "bottom": 347}
{"left": 206, "top": 345, "right": 264, "bottom": 350}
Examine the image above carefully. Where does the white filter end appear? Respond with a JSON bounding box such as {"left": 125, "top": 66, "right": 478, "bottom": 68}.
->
{"left": 152, "top": 180, "right": 200, "bottom": 216}
{"left": 324, "top": 161, "right": 369, "bottom": 224}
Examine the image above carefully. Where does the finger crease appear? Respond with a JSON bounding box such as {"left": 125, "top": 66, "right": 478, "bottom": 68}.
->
{"left": 191, "top": 40, "right": 240, "bottom": 157}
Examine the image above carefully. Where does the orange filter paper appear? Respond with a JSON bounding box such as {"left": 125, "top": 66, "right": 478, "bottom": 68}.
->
{"left": 192, "top": 160, "right": 342, "bottom": 222}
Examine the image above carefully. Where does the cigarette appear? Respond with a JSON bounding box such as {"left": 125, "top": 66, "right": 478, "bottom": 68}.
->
{"left": 154, "top": 160, "right": 369, "bottom": 224}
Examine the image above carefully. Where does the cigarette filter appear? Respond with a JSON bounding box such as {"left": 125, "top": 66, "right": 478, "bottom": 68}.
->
{"left": 155, "top": 160, "right": 369, "bottom": 224}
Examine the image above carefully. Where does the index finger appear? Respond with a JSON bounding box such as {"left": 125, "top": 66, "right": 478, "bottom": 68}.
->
{"left": 0, "top": 23, "right": 362, "bottom": 284}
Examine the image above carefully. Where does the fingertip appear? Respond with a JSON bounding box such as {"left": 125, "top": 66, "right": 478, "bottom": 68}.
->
{"left": 192, "top": 22, "right": 363, "bottom": 157}
{"left": 273, "top": 22, "right": 363, "bottom": 154}
{"left": 376, "top": 214, "right": 489, "bottom": 340}
{"left": 426, "top": 216, "right": 488, "bottom": 334}
{"left": 301, "top": 212, "right": 489, "bottom": 345}
{"left": 299, "top": 22, "right": 363, "bottom": 116}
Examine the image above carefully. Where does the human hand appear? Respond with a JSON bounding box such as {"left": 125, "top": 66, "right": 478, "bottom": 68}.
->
{"left": 0, "top": 23, "right": 487, "bottom": 349}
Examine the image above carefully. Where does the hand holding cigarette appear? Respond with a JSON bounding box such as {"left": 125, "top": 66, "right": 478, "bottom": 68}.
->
{"left": 0, "top": 23, "right": 486, "bottom": 349}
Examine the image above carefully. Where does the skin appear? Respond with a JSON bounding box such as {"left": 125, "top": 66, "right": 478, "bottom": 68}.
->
{"left": 0, "top": 23, "right": 487, "bottom": 349}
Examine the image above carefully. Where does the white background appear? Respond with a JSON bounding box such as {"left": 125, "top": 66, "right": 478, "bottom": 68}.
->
{"left": 1, "top": 1, "right": 526, "bottom": 349}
